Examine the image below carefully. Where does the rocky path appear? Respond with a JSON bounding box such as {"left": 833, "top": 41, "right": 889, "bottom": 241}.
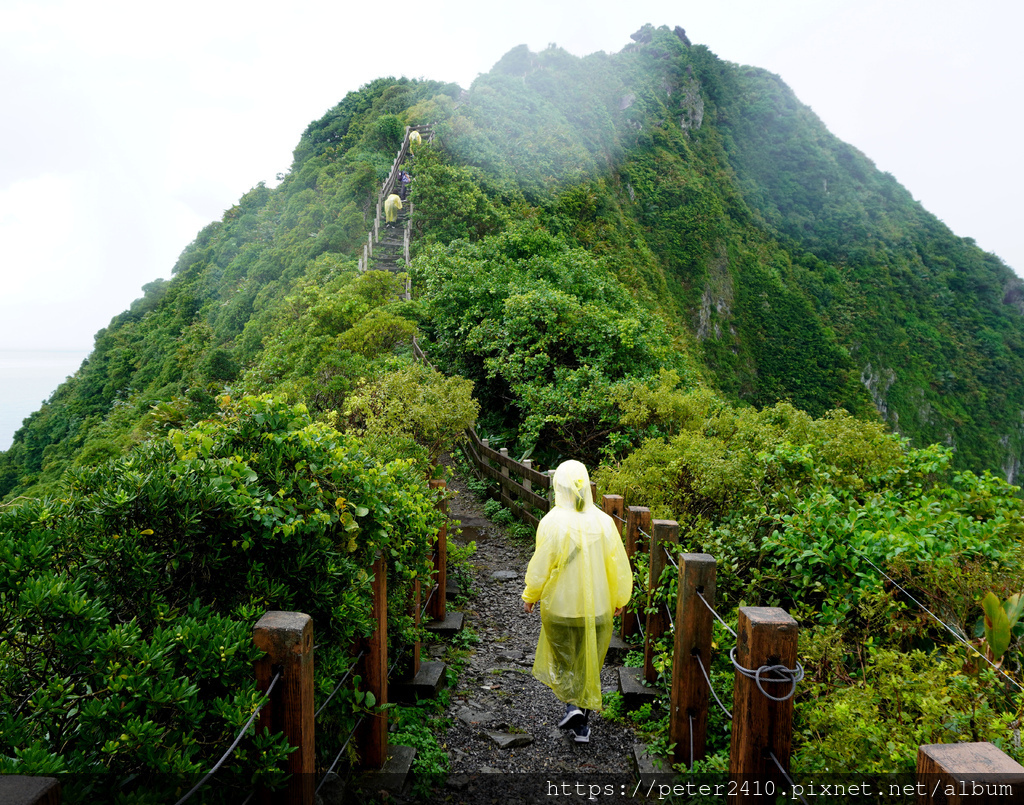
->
{"left": 429, "top": 460, "right": 642, "bottom": 801}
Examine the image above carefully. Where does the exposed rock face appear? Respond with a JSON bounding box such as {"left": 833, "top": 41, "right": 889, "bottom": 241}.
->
{"left": 674, "top": 26, "right": 692, "bottom": 46}
{"left": 697, "top": 247, "right": 734, "bottom": 341}
{"left": 679, "top": 79, "right": 705, "bottom": 132}
{"left": 630, "top": 26, "right": 653, "bottom": 44}
{"left": 861, "top": 363, "right": 898, "bottom": 425}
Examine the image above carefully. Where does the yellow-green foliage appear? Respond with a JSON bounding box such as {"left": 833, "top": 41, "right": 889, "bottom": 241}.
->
{"left": 795, "top": 638, "right": 1023, "bottom": 772}
{"left": 344, "top": 362, "right": 478, "bottom": 465}
{"left": 337, "top": 305, "right": 417, "bottom": 359}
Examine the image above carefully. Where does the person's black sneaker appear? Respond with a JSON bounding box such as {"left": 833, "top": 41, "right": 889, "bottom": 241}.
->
{"left": 557, "top": 704, "right": 585, "bottom": 730}
{"left": 572, "top": 724, "right": 591, "bottom": 743}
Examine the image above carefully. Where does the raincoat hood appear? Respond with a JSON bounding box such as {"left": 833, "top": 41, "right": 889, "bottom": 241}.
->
{"left": 551, "top": 460, "right": 594, "bottom": 513}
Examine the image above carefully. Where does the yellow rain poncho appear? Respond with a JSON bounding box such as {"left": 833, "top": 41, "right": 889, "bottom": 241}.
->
{"left": 384, "top": 193, "right": 402, "bottom": 223}
{"left": 522, "top": 460, "right": 632, "bottom": 710}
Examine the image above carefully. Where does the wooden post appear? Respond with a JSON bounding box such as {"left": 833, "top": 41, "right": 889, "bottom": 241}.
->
{"left": 917, "top": 743, "right": 1024, "bottom": 804}
{"left": 590, "top": 481, "right": 598, "bottom": 505}
{"left": 670, "top": 554, "right": 716, "bottom": 768}
{"left": 0, "top": 778, "right": 61, "bottom": 805}
{"left": 644, "top": 520, "right": 679, "bottom": 684}
{"left": 429, "top": 479, "right": 448, "bottom": 622}
{"left": 729, "top": 607, "right": 799, "bottom": 802}
{"left": 621, "top": 506, "right": 651, "bottom": 643}
{"left": 358, "top": 555, "right": 388, "bottom": 768}
{"left": 523, "top": 459, "right": 533, "bottom": 494}
{"left": 254, "top": 611, "right": 315, "bottom": 805}
{"left": 601, "top": 494, "right": 624, "bottom": 536}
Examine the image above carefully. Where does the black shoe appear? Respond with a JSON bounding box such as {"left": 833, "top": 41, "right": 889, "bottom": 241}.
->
{"left": 557, "top": 704, "right": 585, "bottom": 730}
{"left": 572, "top": 724, "right": 591, "bottom": 743}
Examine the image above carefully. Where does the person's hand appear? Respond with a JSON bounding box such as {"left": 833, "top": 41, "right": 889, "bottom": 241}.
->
{"left": 523, "top": 601, "right": 535, "bottom": 614}
{"left": 614, "top": 606, "right": 625, "bottom": 617}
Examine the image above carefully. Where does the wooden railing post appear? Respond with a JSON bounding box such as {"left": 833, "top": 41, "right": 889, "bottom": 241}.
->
{"left": 254, "top": 611, "right": 315, "bottom": 805}
{"left": 499, "top": 448, "right": 510, "bottom": 492}
{"left": 523, "top": 459, "right": 533, "bottom": 494}
{"left": 621, "top": 506, "right": 651, "bottom": 643}
{"left": 601, "top": 494, "right": 624, "bottom": 536}
{"left": 357, "top": 555, "right": 388, "bottom": 768}
{"left": 644, "top": 520, "right": 679, "bottom": 684}
{"left": 729, "top": 607, "right": 799, "bottom": 802}
{"left": 671, "top": 554, "right": 716, "bottom": 768}
{"left": 428, "top": 479, "right": 448, "bottom": 622}
{"left": 917, "top": 743, "right": 1024, "bottom": 804}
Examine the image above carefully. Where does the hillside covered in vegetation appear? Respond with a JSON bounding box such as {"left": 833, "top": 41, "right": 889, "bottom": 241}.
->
{"left": 3, "top": 23, "right": 1024, "bottom": 788}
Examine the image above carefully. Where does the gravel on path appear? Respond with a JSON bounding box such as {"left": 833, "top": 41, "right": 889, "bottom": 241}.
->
{"left": 427, "top": 458, "right": 643, "bottom": 801}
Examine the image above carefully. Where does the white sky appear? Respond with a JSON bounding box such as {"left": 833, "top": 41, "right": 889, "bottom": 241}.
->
{"left": 1, "top": 0, "right": 1021, "bottom": 357}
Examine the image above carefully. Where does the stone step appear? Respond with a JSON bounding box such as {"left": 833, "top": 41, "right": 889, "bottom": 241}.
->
{"left": 617, "top": 665, "right": 658, "bottom": 709}
{"left": 391, "top": 660, "right": 448, "bottom": 702}
{"left": 425, "top": 610, "right": 465, "bottom": 637}
{"left": 632, "top": 743, "right": 676, "bottom": 789}
{"left": 349, "top": 744, "right": 416, "bottom": 801}
{"left": 0, "top": 776, "right": 61, "bottom": 805}
{"left": 606, "top": 633, "right": 636, "bottom": 665}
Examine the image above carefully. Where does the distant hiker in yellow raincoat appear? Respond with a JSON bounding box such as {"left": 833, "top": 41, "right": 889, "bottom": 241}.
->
{"left": 522, "top": 460, "right": 632, "bottom": 743}
{"left": 409, "top": 130, "right": 421, "bottom": 152}
{"left": 384, "top": 193, "right": 402, "bottom": 224}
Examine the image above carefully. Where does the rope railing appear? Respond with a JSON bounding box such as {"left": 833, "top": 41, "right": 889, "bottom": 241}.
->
{"left": 316, "top": 715, "right": 368, "bottom": 795}
{"left": 697, "top": 590, "right": 737, "bottom": 639}
{"left": 770, "top": 751, "right": 810, "bottom": 805}
{"left": 695, "top": 652, "right": 732, "bottom": 720}
{"left": 315, "top": 651, "right": 367, "bottom": 719}
{"left": 858, "top": 552, "right": 1024, "bottom": 693}
{"left": 599, "top": 496, "right": 801, "bottom": 782}
{"left": 172, "top": 671, "right": 282, "bottom": 805}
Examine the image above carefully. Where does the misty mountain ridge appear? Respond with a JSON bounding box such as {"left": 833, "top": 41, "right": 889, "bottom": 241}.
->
{"left": 2, "top": 22, "right": 1022, "bottom": 498}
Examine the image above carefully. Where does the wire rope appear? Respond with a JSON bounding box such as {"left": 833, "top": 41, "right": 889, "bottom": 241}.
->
{"left": 316, "top": 715, "right": 367, "bottom": 794}
{"left": 694, "top": 652, "right": 732, "bottom": 720}
{"left": 696, "top": 591, "right": 737, "bottom": 639}
{"left": 858, "top": 553, "right": 1024, "bottom": 692}
{"left": 770, "top": 751, "right": 809, "bottom": 805}
{"left": 314, "top": 651, "right": 366, "bottom": 719}
{"left": 173, "top": 671, "right": 281, "bottom": 805}
{"left": 729, "top": 647, "right": 804, "bottom": 702}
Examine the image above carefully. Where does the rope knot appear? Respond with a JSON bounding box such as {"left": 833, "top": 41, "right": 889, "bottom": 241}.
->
{"left": 729, "top": 647, "right": 805, "bottom": 702}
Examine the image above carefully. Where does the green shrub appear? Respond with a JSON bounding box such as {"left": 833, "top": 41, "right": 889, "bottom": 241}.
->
{"left": 0, "top": 395, "right": 445, "bottom": 798}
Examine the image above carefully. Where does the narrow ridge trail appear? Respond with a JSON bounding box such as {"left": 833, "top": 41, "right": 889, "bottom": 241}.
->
{"left": 428, "top": 457, "right": 643, "bottom": 802}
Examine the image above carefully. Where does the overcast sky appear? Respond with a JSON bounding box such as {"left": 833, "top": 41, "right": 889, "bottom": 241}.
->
{"left": 2, "top": 0, "right": 1021, "bottom": 356}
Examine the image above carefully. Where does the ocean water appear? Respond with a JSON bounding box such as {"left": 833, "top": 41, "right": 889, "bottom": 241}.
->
{"left": 0, "top": 349, "right": 90, "bottom": 452}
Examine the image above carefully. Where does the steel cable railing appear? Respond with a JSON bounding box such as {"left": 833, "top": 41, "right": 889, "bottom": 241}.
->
{"left": 316, "top": 715, "right": 368, "bottom": 795}
{"left": 315, "top": 651, "right": 366, "bottom": 719}
{"left": 859, "top": 551, "right": 1024, "bottom": 693}
{"left": 173, "top": 671, "right": 282, "bottom": 805}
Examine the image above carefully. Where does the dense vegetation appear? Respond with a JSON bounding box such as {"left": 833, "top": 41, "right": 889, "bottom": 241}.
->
{"left": 3, "top": 22, "right": 1024, "bottom": 791}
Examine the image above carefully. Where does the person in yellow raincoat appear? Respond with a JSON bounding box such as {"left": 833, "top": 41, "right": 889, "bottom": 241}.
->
{"left": 384, "top": 193, "right": 402, "bottom": 224}
{"left": 522, "top": 460, "right": 632, "bottom": 743}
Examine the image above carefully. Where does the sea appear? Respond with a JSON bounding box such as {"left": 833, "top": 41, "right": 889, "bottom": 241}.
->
{"left": 0, "top": 349, "right": 91, "bottom": 453}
